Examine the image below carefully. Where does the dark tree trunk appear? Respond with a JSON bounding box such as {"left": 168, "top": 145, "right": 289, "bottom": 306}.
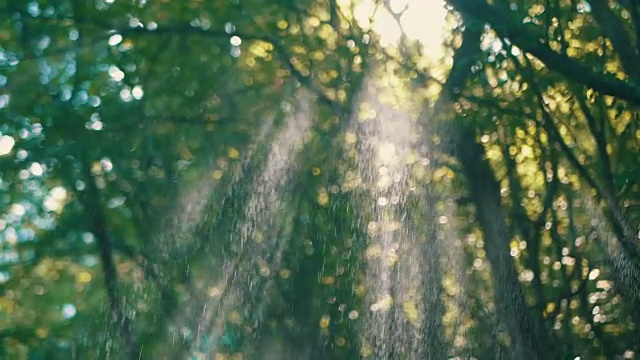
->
{"left": 428, "top": 18, "right": 552, "bottom": 359}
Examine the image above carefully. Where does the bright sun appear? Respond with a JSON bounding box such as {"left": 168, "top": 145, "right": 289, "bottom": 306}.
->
{"left": 353, "top": 0, "right": 448, "bottom": 61}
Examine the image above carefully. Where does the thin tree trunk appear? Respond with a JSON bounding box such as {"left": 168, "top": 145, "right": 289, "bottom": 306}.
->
{"left": 81, "top": 161, "right": 140, "bottom": 360}
{"left": 454, "top": 128, "right": 551, "bottom": 359}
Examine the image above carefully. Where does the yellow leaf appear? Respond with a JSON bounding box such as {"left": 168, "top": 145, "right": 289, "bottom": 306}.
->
{"left": 360, "top": 344, "right": 373, "bottom": 357}
{"left": 212, "top": 170, "right": 223, "bottom": 180}
{"left": 77, "top": 272, "right": 92, "bottom": 283}
{"left": 320, "top": 276, "right": 335, "bottom": 285}
{"left": 319, "top": 314, "right": 330, "bottom": 328}
{"left": 279, "top": 269, "right": 291, "bottom": 279}
{"left": 227, "top": 146, "right": 240, "bottom": 159}
{"left": 545, "top": 302, "right": 555, "bottom": 314}
{"left": 208, "top": 286, "right": 222, "bottom": 297}
{"left": 317, "top": 189, "right": 329, "bottom": 206}
{"left": 365, "top": 245, "right": 382, "bottom": 258}
{"left": 402, "top": 300, "right": 419, "bottom": 322}
{"left": 229, "top": 311, "right": 241, "bottom": 324}
{"left": 344, "top": 132, "right": 358, "bottom": 144}
{"left": 36, "top": 328, "right": 48, "bottom": 338}
{"left": 277, "top": 20, "right": 288, "bottom": 29}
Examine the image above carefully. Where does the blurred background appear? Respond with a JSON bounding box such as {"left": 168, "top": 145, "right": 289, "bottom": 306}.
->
{"left": 1, "top": 0, "right": 640, "bottom": 359}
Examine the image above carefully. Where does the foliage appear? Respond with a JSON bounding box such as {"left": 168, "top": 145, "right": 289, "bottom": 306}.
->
{"left": 1, "top": 0, "right": 639, "bottom": 359}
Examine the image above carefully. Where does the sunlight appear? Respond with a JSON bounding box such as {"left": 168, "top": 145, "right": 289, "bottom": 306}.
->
{"left": 0, "top": 134, "right": 15, "bottom": 156}
{"left": 354, "top": 0, "right": 448, "bottom": 60}
{"left": 351, "top": 75, "right": 452, "bottom": 357}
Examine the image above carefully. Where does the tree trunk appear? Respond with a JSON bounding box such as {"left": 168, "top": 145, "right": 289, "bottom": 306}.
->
{"left": 453, "top": 127, "right": 551, "bottom": 359}
{"left": 428, "top": 18, "right": 552, "bottom": 359}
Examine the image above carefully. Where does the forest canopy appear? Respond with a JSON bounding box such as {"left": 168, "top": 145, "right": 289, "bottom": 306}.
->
{"left": 1, "top": 0, "right": 639, "bottom": 359}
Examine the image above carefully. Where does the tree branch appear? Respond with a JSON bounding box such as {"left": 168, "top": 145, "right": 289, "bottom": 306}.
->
{"left": 526, "top": 69, "right": 640, "bottom": 265}
{"left": 588, "top": 0, "right": 640, "bottom": 82}
{"left": 446, "top": 0, "right": 640, "bottom": 105}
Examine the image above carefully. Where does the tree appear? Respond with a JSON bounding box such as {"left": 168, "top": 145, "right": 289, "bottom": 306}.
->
{"left": 434, "top": 0, "right": 640, "bottom": 356}
{"left": 2, "top": 0, "right": 640, "bottom": 359}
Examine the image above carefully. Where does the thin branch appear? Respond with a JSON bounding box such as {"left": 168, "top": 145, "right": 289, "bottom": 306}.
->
{"left": 573, "top": 86, "right": 617, "bottom": 196}
{"left": 588, "top": 0, "right": 640, "bottom": 82}
{"left": 616, "top": 0, "right": 640, "bottom": 57}
{"left": 530, "top": 80, "right": 640, "bottom": 264}
{"left": 499, "top": 34, "right": 640, "bottom": 265}
{"left": 446, "top": 0, "right": 640, "bottom": 105}
{"left": 529, "top": 276, "right": 588, "bottom": 311}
